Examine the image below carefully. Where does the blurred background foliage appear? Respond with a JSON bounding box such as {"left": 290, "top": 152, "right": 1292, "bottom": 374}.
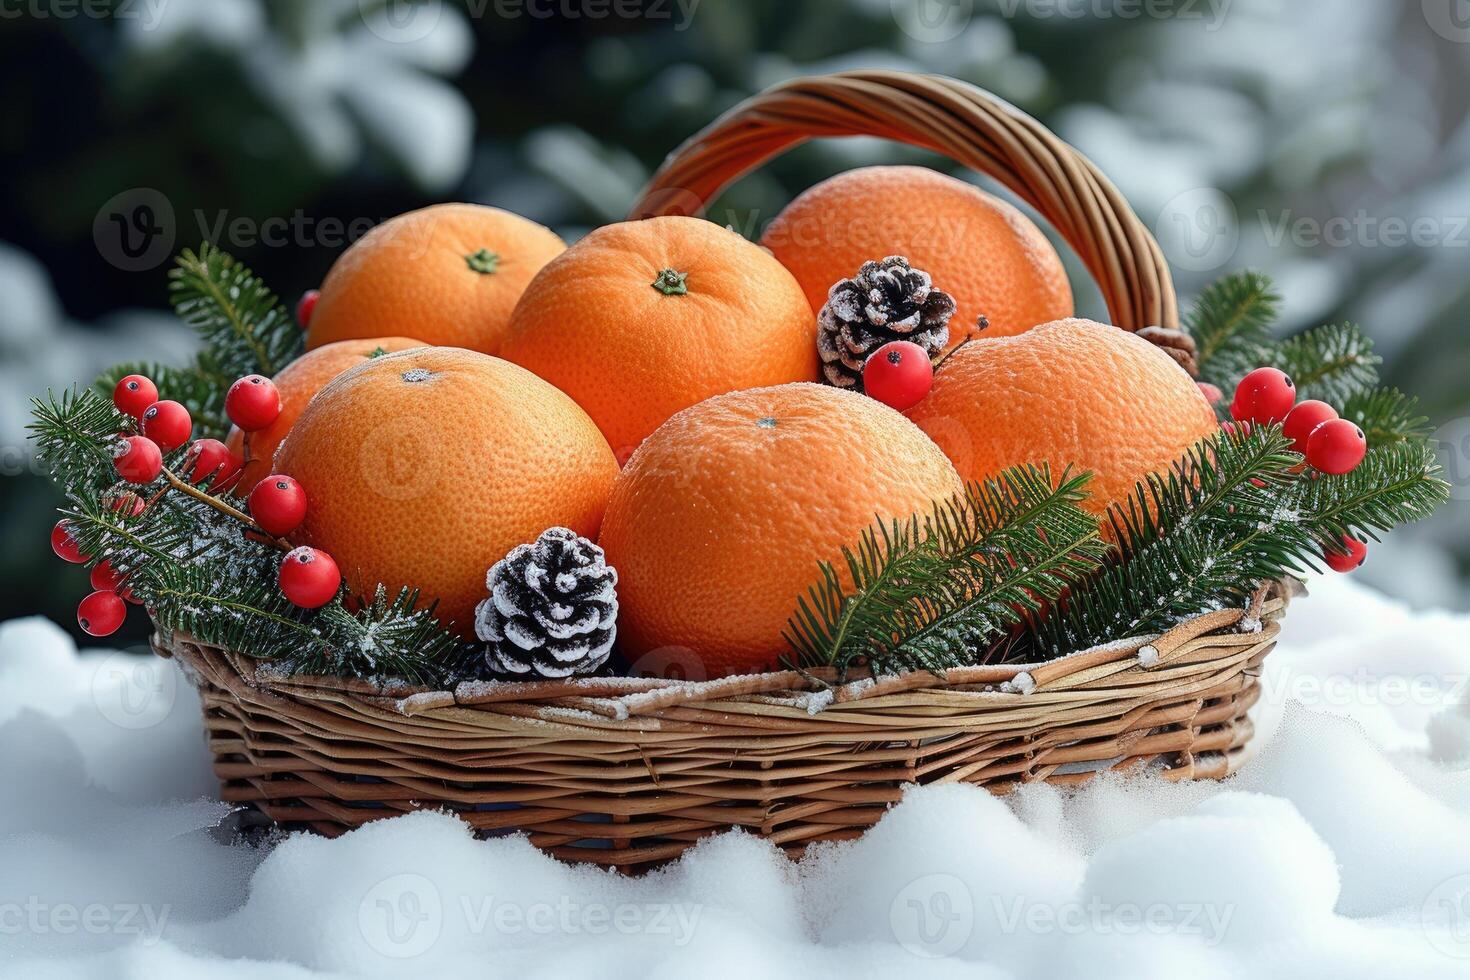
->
{"left": 2, "top": 0, "right": 1467, "bottom": 642}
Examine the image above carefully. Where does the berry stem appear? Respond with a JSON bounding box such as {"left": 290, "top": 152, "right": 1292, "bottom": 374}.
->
{"left": 160, "top": 465, "right": 290, "bottom": 550}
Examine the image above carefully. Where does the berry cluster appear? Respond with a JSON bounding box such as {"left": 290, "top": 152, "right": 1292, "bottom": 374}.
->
{"left": 1227, "top": 367, "right": 1370, "bottom": 573}
{"left": 47, "top": 369, "right": 345, "bottom": 637}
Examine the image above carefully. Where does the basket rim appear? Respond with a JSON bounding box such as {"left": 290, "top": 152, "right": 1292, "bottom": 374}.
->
{"left": 153, "top": 580, "right": 1295, "bottom": 726}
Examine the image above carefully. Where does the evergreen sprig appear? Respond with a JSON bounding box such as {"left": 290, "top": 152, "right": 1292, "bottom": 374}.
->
{"left": 785, "top": 466, "right": 1107, "bottom": 675}
{"left": 1287, "top": 441, "right": 1449, "bottom": 544}
{"left": 1188, "top": 270, "right": 1279, "bottom": 389}
{"left": 1036, "top": 425, "right": 1309, "bottom": 655}
{"left": 1035, "top": 424, "right": 1449, "bottom": 656}
{"left": 168, "top": 243, "right": 303, "bottom": 380}
{"left": 1266, "top": 322, "right": 1381, "bottom": 404}
{"left": 28, "top": 388, "right": 131, "bottom": 499}
{"left": 29, "top": 310, "right": 469, "bottom": 687}
{"left": 1341, "top": 387, "right": 1430, "bottom": 444}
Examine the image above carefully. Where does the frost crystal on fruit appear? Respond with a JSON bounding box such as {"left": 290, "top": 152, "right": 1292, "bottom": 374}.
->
{"left": 475, "top": 526, "right": 618, "bottom": 679}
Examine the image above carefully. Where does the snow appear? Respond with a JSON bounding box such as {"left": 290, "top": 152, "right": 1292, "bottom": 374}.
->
{"left": 7, "top": 574, "right": 1470, "bottom": 977}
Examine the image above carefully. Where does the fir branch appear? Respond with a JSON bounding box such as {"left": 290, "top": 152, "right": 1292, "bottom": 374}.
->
{"left": 1188, "top": 271, "right": 1280, "bottom": 388}
{"left": 296, "top": 587, "right": 462, "bottom": 685}
{"left": 1287, "top": 441, "right": 1449, "bottom": 545}
{"left": 168, "top": 243, "right": 302, "bottom": 380}
{"left": 1267, "top": 322, "right": 1381, "bottom": 404}
{"left": 785, "top": 467, "right": 1106, "bottom": 675}
{"left": 1341, "top": 387, "right": 1430, "bottom": 444}
{"left": 1035, "top": 425, "right": 1308, "bottom": 655}
{"left": 27, "top": 389, "right": 132, "bottom": 499}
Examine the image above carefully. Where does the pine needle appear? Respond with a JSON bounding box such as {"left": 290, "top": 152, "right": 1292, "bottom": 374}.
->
{"left": 784, "top": 466, "right": 1107, "bottom": 675}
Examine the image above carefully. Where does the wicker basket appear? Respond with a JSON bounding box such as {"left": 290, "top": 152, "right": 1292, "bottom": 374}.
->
{"left": 153, "top": 70, "right": 1290, "bottom": 872}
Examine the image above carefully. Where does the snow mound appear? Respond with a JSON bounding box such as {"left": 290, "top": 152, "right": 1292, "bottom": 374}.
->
{"left": 5, "top": 576, "right": 1470, "bottom": 977}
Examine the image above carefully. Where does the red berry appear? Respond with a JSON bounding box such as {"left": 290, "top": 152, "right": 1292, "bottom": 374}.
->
{"left": 112, "top": 374, "right": 158, "bottom": 419}
{"left": 279, "top": 547, "right": 341, "bottom": 609}
{"left": 1231, "top": 367, "right": 1296, "bottom": 424}
{"left": 77, "top": 590, "right": 127, "bottom": 637}
{"left": 105, "top": 492, "right": 147, "bottom": 518}
{"left": 1323, "top": 535, "right": 1368, "bottom": 573}
{"left": 113, "top": 435, "right": 163, "bottom": 484}
{"left": 296, "top": 289, "right": 320, "bottom": 327}
{"left": 226, "top": 375, "right": 282, "bottom": 432}
{"left": 1197, "top": 382, "right": 1223, "bottom": 405}
{"left": 51, "top": 520, "right": 90, "bottom": 564}
{"left": 1282, "top": 400, "right": 1339, "bottom": 455}
{"left": 862, "top": 341, "right": 934, "bottom": 411}
{"left": 1219, "top": 419, "right": 1251, "bottom": 436}
{"left": 249, "top": 475, "right": 308, "bottom": 536}
{"left": 90, "top": 558, "right": 122, "bottom": 592}
{"left": 184, "top": 439, "right": 243, "bottom": 490}
{"left": 140, "top": 400, "right": 193, "bottom": 452}
{"left": 90, "top": 559, "right": 139, "bottom": 603}
{"left": 1306, "top": 418, "right": 1367, "bottom": 475}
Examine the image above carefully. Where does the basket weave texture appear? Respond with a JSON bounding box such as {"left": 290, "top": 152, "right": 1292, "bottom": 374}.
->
{"left": 155, "top": 70, "right": 1277, "bottom": 870}
{"left": 155, "top": 583, "right": 1288, "bottom": 871}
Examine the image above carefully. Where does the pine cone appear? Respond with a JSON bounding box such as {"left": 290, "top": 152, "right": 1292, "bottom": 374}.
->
{"left": 817, "top": 256, "right": 955, "bottom": 390}
{"left": 475, "top": 527, "right": 618, "bottom": 679}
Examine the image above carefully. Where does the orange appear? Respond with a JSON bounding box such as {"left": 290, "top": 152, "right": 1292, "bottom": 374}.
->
{"left": 499, "top": 216, "right": 817, "bottom": 461}
{"left": 905, "top": 318, "right": 1217, "bottom": 525}
{"left": 225, "top": 336, "right": 427, "bottom": 494}
{"left": 760, "top": 165, "right": 1073, "bottom": 344}
{"left": 275, "top": 347, "right": 618, "bottom": 637}
{"left": 305, "top": 204, "right": 565, "bottom": 355}
{"left": 598, "top": 383, "right": 964, "bottom": 678}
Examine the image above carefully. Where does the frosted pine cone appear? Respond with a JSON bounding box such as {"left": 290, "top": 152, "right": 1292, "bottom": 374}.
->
{"left": 475, "top": 527, "right": 618, "bottom": 679}
{"left": 817, "top": 256, "right": 955, "bottom": 390}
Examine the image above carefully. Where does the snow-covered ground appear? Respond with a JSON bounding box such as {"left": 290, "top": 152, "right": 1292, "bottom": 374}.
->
{"left": 4, "top": 574, "right": 1470, "bottom": 978}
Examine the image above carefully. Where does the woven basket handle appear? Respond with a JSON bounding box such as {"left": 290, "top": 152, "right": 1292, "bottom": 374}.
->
{"left": 629, "top": 69, "right": 1188, "bottom": 352}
